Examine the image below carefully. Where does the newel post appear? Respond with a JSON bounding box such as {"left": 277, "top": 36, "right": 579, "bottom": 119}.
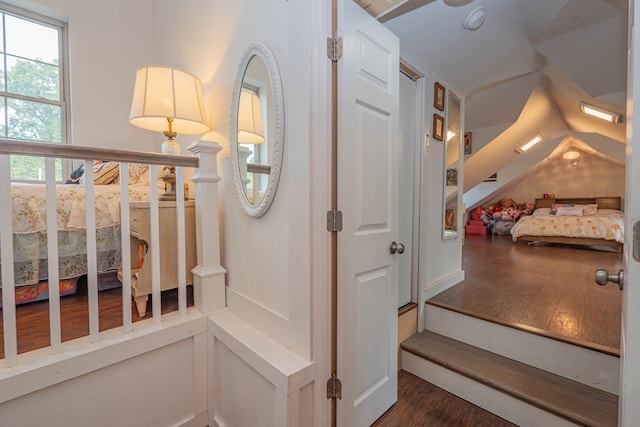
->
{"left": 188, "top": 140, "right": 226, "bottom": 313}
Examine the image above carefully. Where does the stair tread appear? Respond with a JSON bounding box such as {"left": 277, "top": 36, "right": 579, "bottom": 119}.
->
{"left": 401, "top": 330, "right": 618, "bottom": 427}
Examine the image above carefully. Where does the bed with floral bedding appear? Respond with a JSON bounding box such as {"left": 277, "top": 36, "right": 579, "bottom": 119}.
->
{"left": 2, "top": 162, "right": 161, "bottom": 305}
{"left": 509, "top": 196, "right": 624, "bottom": 252}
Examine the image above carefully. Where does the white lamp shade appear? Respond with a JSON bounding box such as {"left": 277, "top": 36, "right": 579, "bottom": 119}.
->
{"left": 237, "top": 89, "right": 265, "bottom": 144}
{"left": 129, "top": 66, "right": 209, "bottom": 135}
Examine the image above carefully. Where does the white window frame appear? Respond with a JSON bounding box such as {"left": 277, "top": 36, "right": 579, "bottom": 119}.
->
{"left": 0, "top": 1, "right": 70, "bottom": 181}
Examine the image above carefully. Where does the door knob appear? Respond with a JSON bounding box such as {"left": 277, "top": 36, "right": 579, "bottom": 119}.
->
{"left": 389, "top": 242, "right": 405, "bottom": 255}
{"left": 595, "top": 268, "right": 624, "bottom": 290}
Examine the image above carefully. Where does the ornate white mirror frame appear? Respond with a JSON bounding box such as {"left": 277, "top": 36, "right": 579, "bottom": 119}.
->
{"left": 230, "top": 42, "right": 285, "bottom": 217}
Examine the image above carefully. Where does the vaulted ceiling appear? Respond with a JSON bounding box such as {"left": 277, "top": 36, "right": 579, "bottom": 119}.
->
{"left": 356, "top": 0, "right": 628, "bottom": 205}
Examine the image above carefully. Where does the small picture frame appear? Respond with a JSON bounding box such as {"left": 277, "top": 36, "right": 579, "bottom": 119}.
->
{"left": 434, "top": 82, "right": 445, "bottom": 111}
{"left": 433, "top": 113, "right": 444, "bottom": 141}
{"left": 464, "top": 131, "right": 472, "bottom": 155}
{"left": 446, "top": 168, "right": 457, "bottom": 186}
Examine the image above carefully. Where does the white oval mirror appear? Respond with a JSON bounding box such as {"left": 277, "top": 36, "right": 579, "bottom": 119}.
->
{"left": 230, "top": 42, "right": 284, "bottom": 217}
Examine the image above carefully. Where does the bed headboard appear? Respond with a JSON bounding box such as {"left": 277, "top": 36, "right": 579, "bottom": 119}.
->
{"left": 534, "top": 197, "right": 622, "bottom": 211}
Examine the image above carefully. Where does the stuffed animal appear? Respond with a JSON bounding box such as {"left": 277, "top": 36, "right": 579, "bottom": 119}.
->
{"left": 472, "top": 206, "right": 483, "bottom": 220}
{"left": 496, "top": 198, "right": 518, "bottom": 210}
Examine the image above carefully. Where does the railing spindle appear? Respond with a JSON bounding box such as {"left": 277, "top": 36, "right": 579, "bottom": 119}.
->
{"left": 176, "top": 167, "right": 187, "bottom": 316}
{"left": 84, "top": 160, "right": 100, "bottom": 342}
{"left": 0, "top": 154, "right": 17, "bottom": 367}
{"left": 149, "top": 165, "right": 161, "bottom": 323}
{"left": 45, "top": 158, "right": 62, "bottom": 353}
{"left": 119, "top": 163, "right": 132, "bottom": 332}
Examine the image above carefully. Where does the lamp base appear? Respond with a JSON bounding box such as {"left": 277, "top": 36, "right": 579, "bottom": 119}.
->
{"left": 162, "top": 139, "right": 181, "bottom": 155}
{"left": 159, "top": 170, "right": 176, "bottom": 201}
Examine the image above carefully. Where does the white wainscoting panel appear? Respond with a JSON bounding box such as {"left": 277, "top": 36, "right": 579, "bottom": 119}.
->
{"left": 209, "top": 309, "right": 314, "bottom": 427}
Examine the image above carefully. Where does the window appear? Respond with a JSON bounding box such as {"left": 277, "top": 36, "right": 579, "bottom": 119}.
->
{"left": 241, "top": 83, "right": 268, "bottom": 202}
{"left": 0, "top": 3, "right": 68, "bottom": 181}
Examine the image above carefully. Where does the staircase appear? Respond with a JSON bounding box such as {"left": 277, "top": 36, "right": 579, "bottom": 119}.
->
{"left": 465, "top": 218, "right": 488, "bottom": 235}
{"left": 400, "top": 302, "right": 619, "bottom": 426}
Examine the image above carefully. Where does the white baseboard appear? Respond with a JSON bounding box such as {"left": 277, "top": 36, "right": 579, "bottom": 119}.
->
{"left": 423, "top": 270, "right": 465, "bottom": 300}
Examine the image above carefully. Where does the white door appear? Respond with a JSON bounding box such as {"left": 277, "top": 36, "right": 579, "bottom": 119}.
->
{"left": 398, "top": 72, "right": 417, "bottom": 307}
{"left": 619, "top": 1, "right": 640, "bottom": 422}
{"left": 336, "top": 1, "right": 400, "bottom": 426}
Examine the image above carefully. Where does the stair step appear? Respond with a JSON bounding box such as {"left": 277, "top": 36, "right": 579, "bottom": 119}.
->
{"left": 425, "top": 303, "right": 619, "bottom": 394}
{"left": 465, "top": 224, "right": 488, "bottom": 235}
{"left": 401, "top": 330, "right": 618, "bottom": 427}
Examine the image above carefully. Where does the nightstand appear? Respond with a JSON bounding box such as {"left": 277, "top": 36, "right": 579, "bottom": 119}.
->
{"left": 120, "top": 200, "right": 197, "bottom": 317}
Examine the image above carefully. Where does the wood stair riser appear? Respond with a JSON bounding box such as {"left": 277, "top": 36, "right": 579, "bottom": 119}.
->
{"left": 402, "top": 351, "right": 579, "bottom": 427}
{"left": 426, "top": 304, "right": 619, "bottom": 394}
{"left": 401, "top": 331, "right": 618, "bottom": 426}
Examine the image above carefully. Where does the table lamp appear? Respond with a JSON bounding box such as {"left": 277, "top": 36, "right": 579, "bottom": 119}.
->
{"left": 129, "top": 66, "right": 209, "bottom": 199}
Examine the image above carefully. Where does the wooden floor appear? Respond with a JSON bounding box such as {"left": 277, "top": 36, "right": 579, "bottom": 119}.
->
{"left": 0, "top": 276, "right": 193, "bottom": 359}
{"left": 373, "top": 370, "right": 516, "bottom": 426}
{"left": 430, "top": 234, "right": 623, "bottom": 354}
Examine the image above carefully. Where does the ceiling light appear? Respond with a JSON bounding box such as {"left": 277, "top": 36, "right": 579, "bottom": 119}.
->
{"left": 515, "top": 134, "right": 542, "bottom": 153}
{"left": 579, "top": 102, "right": 622, "bottom": 124}
{"left": 447, "top": 130, "right": 456, "bottom": 141}
{"left": 562, "top": 150, "right": 580, "bottom": 160}
{"left": 464, "top": 5, "right": 486, "bottom": 31}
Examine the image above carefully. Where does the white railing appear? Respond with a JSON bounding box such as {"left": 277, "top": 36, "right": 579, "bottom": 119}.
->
{"left": 0, "top": 139, "right": 224, "bottom": 368}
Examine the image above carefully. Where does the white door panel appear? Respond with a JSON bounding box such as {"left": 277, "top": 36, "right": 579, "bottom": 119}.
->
{"left": 337, "top": 0, "right": 400, "bottom": 426}
{"left": 354, "top": 104, "right": 392, "bottom": 232}
{"left": 398, "top": 72, "right": 418, "bottom": 307}
{"left": 620, "top": 1, "right": 640, "bottom": 422}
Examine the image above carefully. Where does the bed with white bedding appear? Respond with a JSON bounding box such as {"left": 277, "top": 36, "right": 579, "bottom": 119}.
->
{"left": 509, "top": 197, "right": 624, "bottom": 252}
{"left": 9, "top": 182, "right": 153, "bottom": 287}
{"left": 1, "top": 161, "right": 162, "bottom": 306}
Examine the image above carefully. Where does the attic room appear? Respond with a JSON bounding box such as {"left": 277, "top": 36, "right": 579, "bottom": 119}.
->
{"left": 380, "top": 0, "right": 627, "bottom": 214}
{"left": 0, "top": 0, "right": 639, "bottom": 426}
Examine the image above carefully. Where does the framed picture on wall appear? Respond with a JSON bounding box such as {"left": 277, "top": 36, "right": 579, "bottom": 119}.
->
{"left": 433, "top": 113, "right": 444, "bottom": 141}
{"left": 434, "top": 82, "right": 445, "bottom": 111}
{"left": 464, "top": 131, "right": 472, "bottom": 155}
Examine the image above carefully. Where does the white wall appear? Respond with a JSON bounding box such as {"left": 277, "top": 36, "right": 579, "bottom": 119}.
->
{"left": 152, "top": 0, "right": 314, "bottom": 357}
{"left": 8, "top": 0, "right": 160, "bottom": 151}
{"left": 489, "top": 152, "right": 625, "bottom": 206}
{"left": 418, "top": 77, "right": 464, "bottom": 298}
{"left": 151, "top": 0, "right": 329, "bottom": 425}
{"left": 399, "top": 44, "right": 465, "bottom": 329}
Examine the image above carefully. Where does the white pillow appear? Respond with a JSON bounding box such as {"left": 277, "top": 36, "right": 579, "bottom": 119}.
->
{"left": 574, "top": 203, "right": 598, "bottom": 216}
{"left": 532, "top": 208, "right": 551, "bottom": 216}
{"left": 555, "top": 206, "right": 583, "bottom": 216}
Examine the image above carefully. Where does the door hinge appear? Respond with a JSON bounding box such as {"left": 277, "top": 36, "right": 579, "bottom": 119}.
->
{"left": 327, "top": 209, "right": 343, "bottom": 232}
{"left": 327, "top": 37, "right": 343, "bottom": 62}
{"left": 327, "top": 374, "right": 342, "bottom": 399}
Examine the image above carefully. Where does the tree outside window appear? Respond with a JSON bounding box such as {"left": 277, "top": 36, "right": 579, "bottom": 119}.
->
{"left": 0, "top": 8, "right": 67, "bottom": 181}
